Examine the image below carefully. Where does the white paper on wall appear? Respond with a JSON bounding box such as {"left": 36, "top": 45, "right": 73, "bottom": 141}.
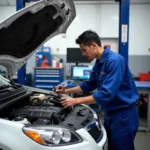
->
{"left": 121, "top": 24, "right": 128, "bottom": 43}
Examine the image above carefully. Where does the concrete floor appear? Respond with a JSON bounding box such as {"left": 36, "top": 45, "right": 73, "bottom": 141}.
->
{"left": 135, "top": 110, "right": 150, "bottom": 149}
{"left": 135, "top": 132, "right": 150, "bottom": 150}
{"left": 98, "top": 113, "right": 150, "bottom": 150}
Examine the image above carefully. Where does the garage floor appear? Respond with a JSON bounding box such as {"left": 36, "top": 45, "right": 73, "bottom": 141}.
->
{"left": 99, "top": 113, "right": 150, "bottom": 150}
{"left": 135, "top": 132, "right": 150, "bottom": 150}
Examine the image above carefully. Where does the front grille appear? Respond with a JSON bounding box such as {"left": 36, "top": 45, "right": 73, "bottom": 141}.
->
{"left": 88, "top": 125, "right": 103, "bottom": 143}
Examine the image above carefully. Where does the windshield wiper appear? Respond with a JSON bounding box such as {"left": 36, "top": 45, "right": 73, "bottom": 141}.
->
{"left": 0, "top": 85, "right": 13, "bottom": 90}
{"left": 0, "top": 84, "right": 19, "bottom": 94}
{"left": 8, "top": 75, "right": 19, "bottom": 88}
{"left": 0, "top": 82, "right": 19, "bottom": 90}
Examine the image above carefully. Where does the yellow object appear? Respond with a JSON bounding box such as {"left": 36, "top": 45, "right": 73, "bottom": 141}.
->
{"left": 24, "top": 130, "right": 44, "bottom": 145}
{"left": 53, "top": 56, "right": 57, "bottom": 60}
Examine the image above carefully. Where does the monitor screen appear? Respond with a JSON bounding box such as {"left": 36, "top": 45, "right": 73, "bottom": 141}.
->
{"left": 67, "top": 48, "right": 91, "bottom": 63}
{"left": 71, "top": 66, "right": 92, "bottom": 80}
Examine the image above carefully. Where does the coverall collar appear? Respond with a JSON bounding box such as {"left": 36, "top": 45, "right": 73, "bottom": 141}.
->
{"left": 99, "top": 46, "right": 109, "bottom": 63}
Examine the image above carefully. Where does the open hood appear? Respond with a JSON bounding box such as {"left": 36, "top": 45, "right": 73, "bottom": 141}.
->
{"left": 0, "top": 0, "right": 76, "bottom": 77}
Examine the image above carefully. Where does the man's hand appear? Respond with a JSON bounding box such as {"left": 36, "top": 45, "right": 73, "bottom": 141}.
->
{"left": 61, "top": 97, "right": 78, "bottom": 108}
{"left": 55, "top": 85, "right": 67, "bottom": 94}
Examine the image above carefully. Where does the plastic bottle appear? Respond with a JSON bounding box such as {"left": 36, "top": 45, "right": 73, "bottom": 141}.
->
{"left": 59, "top": 58, "right": 63, "bottom": 68}
{"left": 56, "top": 58, "right": 59, "bottom": 68}
{"left": 52, "top": 56, "right": 57, "bottom": 67}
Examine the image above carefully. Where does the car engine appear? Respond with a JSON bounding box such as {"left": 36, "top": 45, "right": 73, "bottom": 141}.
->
{"left": 0, "top": 90, "right": 94, "bottom": 130}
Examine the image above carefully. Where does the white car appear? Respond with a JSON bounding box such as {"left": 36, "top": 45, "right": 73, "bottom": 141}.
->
{"left": 0, "top": 0, "right": 107, "bottom": 150}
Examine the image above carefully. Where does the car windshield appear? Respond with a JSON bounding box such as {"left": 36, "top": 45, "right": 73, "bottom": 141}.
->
{"left": 0, "top": 75, "right": 11, "bottom": 86}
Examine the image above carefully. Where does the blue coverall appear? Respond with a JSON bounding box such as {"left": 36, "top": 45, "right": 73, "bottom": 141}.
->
{"left": 80, "top": 47, "right": 139, "bottom": 150}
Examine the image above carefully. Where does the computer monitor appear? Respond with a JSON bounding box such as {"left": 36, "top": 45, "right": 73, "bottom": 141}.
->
{"left": 71, "top": 65, "right": 92, "bottom": 80}
{"left": 67, "top": 48, "right": 91, "bottom": 64}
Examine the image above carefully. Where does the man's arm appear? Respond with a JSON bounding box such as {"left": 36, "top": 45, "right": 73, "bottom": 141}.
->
{"left": 56, "top": 85, "right": 83, "bottom": 94}
{"left": 76, "top": 95, "right": 96, "bottom": 104}
{"left": 61, "top": 95, "right": 96, "bottom": 108}
{"left": 65, "top": 86, "right": 83, "bottom": 94}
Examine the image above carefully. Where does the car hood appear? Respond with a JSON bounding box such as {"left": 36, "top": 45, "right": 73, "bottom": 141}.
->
{"left": 0, "top": 0, "right": 76, "bottom": 77}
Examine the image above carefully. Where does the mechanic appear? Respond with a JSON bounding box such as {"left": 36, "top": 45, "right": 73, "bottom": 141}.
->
{"left": 56, "top": 30, "right": 139, "bottom": 150}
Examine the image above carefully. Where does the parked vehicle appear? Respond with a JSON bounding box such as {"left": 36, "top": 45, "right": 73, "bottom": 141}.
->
{"left": 0, "top": 0, "right": 107, "bottom": 150}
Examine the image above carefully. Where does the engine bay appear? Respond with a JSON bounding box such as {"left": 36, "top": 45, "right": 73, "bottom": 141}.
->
{"left": 0, "top": 91, "right": 94, "bottom": 130}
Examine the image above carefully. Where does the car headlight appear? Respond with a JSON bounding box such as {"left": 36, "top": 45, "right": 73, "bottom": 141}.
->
{"left": 22, "top": 126, "right": 82, "bottom": 146}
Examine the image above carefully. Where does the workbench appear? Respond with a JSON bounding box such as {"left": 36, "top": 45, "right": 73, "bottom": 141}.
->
{"left": 135, "top": 81, "right": 150, "bottom": 132}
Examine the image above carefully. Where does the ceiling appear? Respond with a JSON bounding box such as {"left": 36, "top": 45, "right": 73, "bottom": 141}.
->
{"left": 0, "top": 0, "right": 149, "bottom": 6}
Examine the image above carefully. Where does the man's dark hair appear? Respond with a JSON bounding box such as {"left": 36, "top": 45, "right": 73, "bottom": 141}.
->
{"left": 76, "top": 30, "right": 101, "bottom": 46}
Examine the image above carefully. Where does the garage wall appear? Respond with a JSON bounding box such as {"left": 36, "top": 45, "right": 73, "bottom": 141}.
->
{"left": 43, "top": 4, "right": 119, "bottom": 54}
{"left": 129, "top": 4, "right": 150, "bottom": 55}
{"left": 0, "top": 3, "right": 149, "bottom": 55}
{"left": 0, "top": 6, "right": 16, "bottom": 22}
{"left": 0, "top": 3, "right": 149, "bottom": 78}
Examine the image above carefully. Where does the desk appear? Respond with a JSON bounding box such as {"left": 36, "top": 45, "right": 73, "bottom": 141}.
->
{"left": 60, "top": 80, "right": 80, "bottom": 88}
{"left": 61, "top": 80, "right": 150, "bottom": 132}
{"left": 135, "top": 81, "right": 150, "bottom": 132}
